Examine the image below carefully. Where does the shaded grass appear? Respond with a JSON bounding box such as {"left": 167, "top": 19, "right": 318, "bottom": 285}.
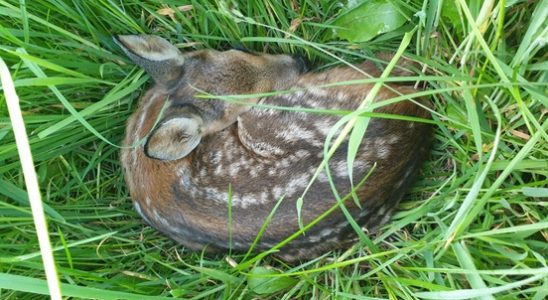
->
{"left": 1, "top": 0, "right": 547, "bottom": 299}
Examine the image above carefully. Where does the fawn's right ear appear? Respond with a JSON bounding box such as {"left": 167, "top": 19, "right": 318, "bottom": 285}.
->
{"left": 144, "top": 115, "right": 203, "bottom": 161}
{"left": 113, "top": 35, "right": 185, "bottom": 89}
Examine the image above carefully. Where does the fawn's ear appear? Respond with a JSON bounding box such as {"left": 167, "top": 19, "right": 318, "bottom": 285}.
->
{"left": 144, "top": 116, "right": 203, "bottom": 161}
{"left": 113, "top": 35, "right": 185, "bottom": 89}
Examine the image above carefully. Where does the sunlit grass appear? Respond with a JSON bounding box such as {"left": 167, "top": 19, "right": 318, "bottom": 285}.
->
{"left": 1, "top": 0, "right": 546, "bottom": 299}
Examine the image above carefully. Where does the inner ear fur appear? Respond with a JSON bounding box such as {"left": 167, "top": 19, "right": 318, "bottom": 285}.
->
{"left": 144, "top": 114, "right": 204, "bottom": 161}
{"left": 113, "top": 34, "right": 185, "bottom": 89}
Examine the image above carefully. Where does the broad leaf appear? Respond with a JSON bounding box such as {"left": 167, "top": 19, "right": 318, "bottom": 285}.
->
{"left": 333, "top": 0, "right": 408, "bottom": 42}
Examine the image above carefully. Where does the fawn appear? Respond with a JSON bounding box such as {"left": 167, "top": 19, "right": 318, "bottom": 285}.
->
{"left": 116, "top": 35, "right": 432, "bottom": 261}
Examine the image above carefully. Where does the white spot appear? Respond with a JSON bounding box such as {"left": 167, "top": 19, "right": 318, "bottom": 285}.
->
{"left": 296, "top": 149, "right": 311, "bottom": 158}
{"left": 228, "top": 163, "right": 241, "bottom": 176}
{"left": 131, "top": 150, "right": 138, "bottom": 169}
{"left": 334, "top": 160, "right": 349, "bottom": 177}
{"left": 318, "top": 171, "right": 329, "bottom": 182}
{"left": 268, "top": 168, "right": 277, "bottom": 176}
{"left": 307, "top": 235, "right": 322, "bottom": 243}
{"left": 336, "top": 92, "right": 348, "bottom": 102}
{"left": 231, "top": 240, "right": 247, "bottom": 249}
{"left": 212, "top": 151, "right": 222, "bottom": 164}
{"left": 353, "top": 160, "right": 368, "bottom": 170}
{"left": 274, "top": 158, "right": 291, "bottom": 169}
{"left": 178, "top": 168, "right": 194, "bottom": 189}
{"left": 320, "top": 228, "right": 334, "bottom": 237}
{"left": 374, "top": 139, "right": 391, "bottom": 159}
{"left": 394, "top": 178, "right": 405, "bottom": 189}
{"left": 306, "top": 226, "right": 339, "bottom": 243}
{"left": 377, "top": 205, "right": 388, "bottom": 216}
{"left": 377, "top": 147, "right": 391, "bottom": 159}
{"left": 314, "top": 118, "right": 338, "bottom": 137}
{"left": 276, "top": 123, "right": 315, "bottom": 142}
{"left": 272, "top": 186, "right": 285, "bottom": 199}
{"left": 403, "top": 166, "right": 415, "bottom": 178}
{"left": 387, "top": 134, "right": 400, "bottom": 145}
{"left": 219, "top": 191, "right": 231, "bottom": 203}
{"left": 286, "top": 173, "right": 310, "bottom": 195}
{"left": 259, "top": 191, "right": 268, "bottom": 202}
{"left": 249, "top": 167, "right": 259, "bottom": 177}
{"left": 252, "top": 164, "right": 264, "bottom": 174}
{"left": 307, "top": 87, "right": 328, "bottom": 97}
{"left": 240, "top": 155, "right": 254, "bottom": 169}
{"left": 310, "top": 139, "right": 324, "bottom": 148}
{"left": 336, "top": 222, "right": 348, "bottom": 229}
{"left": 145, "top": 197, "right": 151, "bottom": 206}
{"left": 134, "top": 201, "right": 144, "bottom": 217}
{"left": 253, "top": 107, "right": 277, "bottom": 117}
{"left": 261, "top": 242, "right": 276, "bottom": 248}
{"left": 288, "top": 91, "right": 304, "bottom": 102}
{"left": 240, "top": 194, "right": 257, "bottom": 207}
{"left": 134, "top": 200, "right": 152, "bottom": 225}
{"left": 378, "top": 211, "right": 393, "bottom": 226}
{"left": 224, "top": 146, "right": 234, "bottom": 161}
{"left": 152, "top": 208, "right": 171, "bottom": 228}
{"left": 374, "top": 138, "right": 386, "bottom": 148}
{"left": 214, "top": 164, "right": 224, "bottom": 175}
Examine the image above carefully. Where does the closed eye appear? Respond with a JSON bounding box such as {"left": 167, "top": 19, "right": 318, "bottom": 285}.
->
{"left": 175, "top": 131, "right": 190, "bottom": 143}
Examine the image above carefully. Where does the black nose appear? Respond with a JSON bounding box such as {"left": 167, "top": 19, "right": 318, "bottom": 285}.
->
{"left": 292, "top": 55, "right": 310, "bottom": 73}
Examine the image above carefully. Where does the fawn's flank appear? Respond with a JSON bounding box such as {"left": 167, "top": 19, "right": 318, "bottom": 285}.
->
{"left": 116, "top": 35, "right": 432, "bottom": 261}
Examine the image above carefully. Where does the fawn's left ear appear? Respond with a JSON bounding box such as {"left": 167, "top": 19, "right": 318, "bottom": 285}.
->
{"left": 113, "top": 34, "right": 185, "bottom": 89}
{"left": 144, "top": 115, "right": 203, "bottom": 161}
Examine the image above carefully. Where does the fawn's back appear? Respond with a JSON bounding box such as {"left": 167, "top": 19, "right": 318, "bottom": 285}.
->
{"left": 117, "top": 35, "right": 432, "bottom": 261}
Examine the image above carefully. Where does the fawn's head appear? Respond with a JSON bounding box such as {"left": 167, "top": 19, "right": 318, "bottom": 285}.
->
{"left": 114, "top": 34, "right": 308, "bottom": 161}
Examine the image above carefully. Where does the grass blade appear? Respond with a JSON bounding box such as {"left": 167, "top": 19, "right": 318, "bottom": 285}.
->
{"left": 1, "top": 56, "right": 61, "bottom": 299}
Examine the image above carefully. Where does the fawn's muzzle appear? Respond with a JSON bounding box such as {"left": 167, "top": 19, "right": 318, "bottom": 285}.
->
{"left": 292, "top": 54, "right": 310, "bottom": 73}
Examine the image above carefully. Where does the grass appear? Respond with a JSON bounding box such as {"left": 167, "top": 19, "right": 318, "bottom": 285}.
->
{"left": 0, "top": 0, "right": 547, "bottom": 299}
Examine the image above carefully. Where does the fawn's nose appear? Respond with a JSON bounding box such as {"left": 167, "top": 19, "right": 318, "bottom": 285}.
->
{"left": 292, "top": 55, "right": 310, "bottom": 73}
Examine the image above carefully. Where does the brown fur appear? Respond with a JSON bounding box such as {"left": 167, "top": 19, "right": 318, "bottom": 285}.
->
{"left": 118, "top": 35, "right": 432, "bottom": 261}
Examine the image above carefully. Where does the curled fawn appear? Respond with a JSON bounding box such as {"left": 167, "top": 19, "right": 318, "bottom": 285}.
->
{"left": 116, "top": 35, "right": 432, "bottom": 261}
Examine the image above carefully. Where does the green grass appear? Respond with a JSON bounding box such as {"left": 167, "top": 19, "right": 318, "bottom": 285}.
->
{"left": 1, "top": 0, "right": 547, "bottom": 299}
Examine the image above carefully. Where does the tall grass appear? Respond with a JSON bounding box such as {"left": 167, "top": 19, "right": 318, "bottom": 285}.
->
{"left": 1, "top": 0, "right": 546, "bottom": 299}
